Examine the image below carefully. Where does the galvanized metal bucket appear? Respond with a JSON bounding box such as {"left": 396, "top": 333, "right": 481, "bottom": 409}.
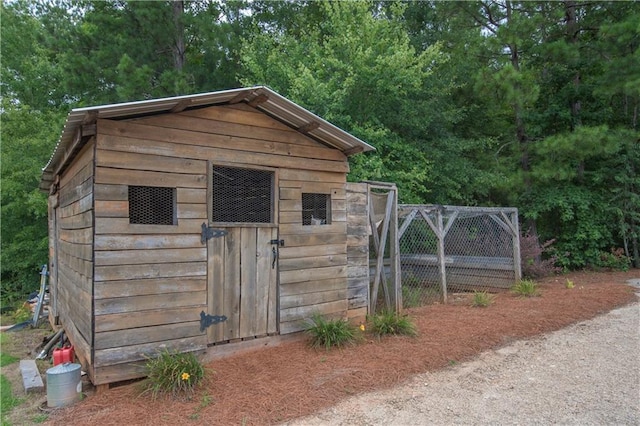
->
{"left": 46, "top": 362, "right": 82, "bottom": 408}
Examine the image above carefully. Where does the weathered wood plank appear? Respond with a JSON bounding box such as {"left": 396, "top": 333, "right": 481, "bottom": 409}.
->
{"left": 279, "top": 222, "right": 346, "bottom": 236}
{"left": 279, "top": 233, "right": 346, "bottom": 247}
{"left": 279, "top": 188, "right": 301, "bottom": 200}
{"left": 94, "top": 261, "right": 206, "bottom": 281}
{"left": 279, "top": 265, "right": 347, "bottom": 285}
{"left": 279, "top": 277, "right": 347, "bottom": 297}
{"left": 58, "top": 174, "right": 93, "bottom": 208}
{"left": 59, "top": 227, "right": 93, "bottom": 245}
{"left": 94, "top": 247, "right": 206, "bottom": 266}
{"left": 95, "top": 167, "right": 207, "bottom": 188}
{"left": 239, "top": 227, "right": 257, "bottom": 337}
{"left": 95, "top": 234, "right": 202, "bottom": 251}
{"left": 95, "top": 306, "right": 205, "bottom": 333}
{"left": 95, "top": 218, "right": 202, "bottom": 234}
{"left": 180, "top": 104, "right": 298, "bottom": 133}
{"left": 278, "top": 169, "right": 345, "bottom": 184}
{"left": 96, "top": 148, "right": 207, "bottom": 174}
{"left": 223, "top": 228, "right": 241, "bottom": 341}
{"left": 177, "top": 203, "right": 207, "bottom": 219}
{"left": 280, "top": 299, "right": 347, "bottom": 322}
{"left": 92, "top": 361, "right": 147, "bottom": 386}
{"left": 95, "top": 291, "right": 206, "bottom": 315}
{"left": 94, "top": 184, "right": 127, "bottom": 201}
{"left": 97, "top": 132, "right": 348, "bottom": 174}
{"left": 59, "top": 140, "right": 95, "bottom": 188}
{"left": 58, "top": 193, "right": 92, "bottom": 217}
{"left": 94, "top": 335, "right": 207, "bottom": 367}
{"left": 279, "top": 244, "right": 346, "bottom": 259}
{"left": 58, "top": 210, "right": 93, "bottom": 230}
{"left": 94, "top": 200, "right": 128, "bottom": 218}
{"left": 280, "top": 289, "right": 347, "bottom": 310}
{"left": 94, "top": 277, "right": 206, "bottom": 299}
{"left": 177, "top": 188, "right": 207, "bottom": 204}
{"left": 207, "top": 225, "right": 226, "bottom": 344}
{"left": 126, "top": 114, "right": 344, "bottom": 161}
{"left": 255, "top": 227, "right": 274, "bottom": 336}
{"left": 279, "top": 199, "right": 302, "bottom": 212}
{"left": 278, "top": 254, "right": 347, "bottom": 271}
{"left": 95, "top": 321, "right": 203, "bottom": 350}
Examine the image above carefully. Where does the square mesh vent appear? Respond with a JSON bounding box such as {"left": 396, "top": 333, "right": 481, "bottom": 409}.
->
{"left": 212, "top": 165, "right": 274, "bottom": 223}
{"left": 128, "top": 186, "right": 176, "bottom": 225}
{"left": 302, "top": 193, "right": 331, "bottom": 225}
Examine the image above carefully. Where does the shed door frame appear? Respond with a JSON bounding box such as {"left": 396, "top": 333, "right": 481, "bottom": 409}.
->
{"left": 206, "top": 162, "right": 279, "bottom": 344}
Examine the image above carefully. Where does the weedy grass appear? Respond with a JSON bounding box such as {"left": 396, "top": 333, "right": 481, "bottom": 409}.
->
{"left": 304, "top": 314, "right": 359, "bottom": 350}
{"left": 141, "top": 350, "right": 206, "bottom": 400}
{"left": 512, "top": 279, "right": 540, "bottom": 297}
{"left": 368, "top": 311, "right": 417, "bottom": 338}
{"left": 471, "top": 291, "right": 494, "bottom": 307}
{"left": 565, "top": 279, "right": 575, "bottom": 289}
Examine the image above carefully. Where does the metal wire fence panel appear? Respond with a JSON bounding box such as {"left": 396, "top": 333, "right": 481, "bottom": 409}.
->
{"left": 398, "top": 205, "right": 520, "bottom": 308}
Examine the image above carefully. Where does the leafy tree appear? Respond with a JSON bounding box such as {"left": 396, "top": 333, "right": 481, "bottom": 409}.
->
{"left": 1, "top": 102, "right": 64, "bottom": 302}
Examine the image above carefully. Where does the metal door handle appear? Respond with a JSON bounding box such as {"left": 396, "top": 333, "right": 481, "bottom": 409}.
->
{"left": 272, "top": 246, "right": 277, "bottom": 269}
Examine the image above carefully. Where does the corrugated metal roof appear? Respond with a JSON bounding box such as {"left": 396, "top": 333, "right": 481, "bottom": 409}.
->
{"left": 40, "top": 86, "right": 375, "bottom": 191}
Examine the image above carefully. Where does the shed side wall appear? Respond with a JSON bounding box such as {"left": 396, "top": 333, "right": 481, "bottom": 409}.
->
{"left": 55, "top": 138, "right": 95, "bottom": 374}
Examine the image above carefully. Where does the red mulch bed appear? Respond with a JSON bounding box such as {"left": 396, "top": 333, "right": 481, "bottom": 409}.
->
{"left": 46, "top": 270, "right": 638, "bottom": 425}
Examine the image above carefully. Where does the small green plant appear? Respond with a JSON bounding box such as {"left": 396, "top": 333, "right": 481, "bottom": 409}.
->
{"left": 304, "top": 314, "right": 358, "bottom": 350}
{"left": 471, "top": 291, "right": 494, "bottom": 307}
{"left": 142, "top": 349, "right": 206, "bottom": 399}
{"left": 511, "top": 279, "right": 540, "bottom": 297}
{"left": 368, "top": 311, "right": 417, "bottom": 338}
{"left": 565, "top": 279, "right": 575, "bottom": 289}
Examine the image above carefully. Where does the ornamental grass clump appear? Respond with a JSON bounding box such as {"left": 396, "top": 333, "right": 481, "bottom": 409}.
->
{"left": 369, "top": 311, "right": 417, "bottom": 338}
{"left": 142, "top": 349, "right": 205, "bottom": 399}
{"left": 304, "top": 313, "right": 359, "bottom": 350}
{"left": 471, "top": 291, "right": 494, "bottom": 308}
{"left": 511, "top": 279, "right": 540, "bottom": 297}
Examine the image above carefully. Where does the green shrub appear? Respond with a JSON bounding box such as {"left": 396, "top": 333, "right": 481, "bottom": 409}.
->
{"left": 512, "top": 279, "right": 540, "bottom": 297}
{"left": 471, "top": 291, "right": 494, "bottom": 307}
{"left": 142, "top": 350, "right": 206, "bottom": 399}
{"left": 368, "top": 311, "right": 417, "bottom": 337}
{"left": 304, "top": 314, "right": 359, "bottom": 350}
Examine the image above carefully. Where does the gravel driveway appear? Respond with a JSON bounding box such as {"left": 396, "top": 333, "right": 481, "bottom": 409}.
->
{"left": 288, "top": 282, "right": 640, "bottom": 425}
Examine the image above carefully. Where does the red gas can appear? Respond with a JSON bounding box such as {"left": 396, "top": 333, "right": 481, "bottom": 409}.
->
{"left": 53, "top": 346, "right": 75, "bottom": 365}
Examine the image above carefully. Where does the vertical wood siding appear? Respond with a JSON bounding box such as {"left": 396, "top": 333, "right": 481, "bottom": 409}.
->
{"left": 346, "top": 183, "right": 370, "bottom": 318}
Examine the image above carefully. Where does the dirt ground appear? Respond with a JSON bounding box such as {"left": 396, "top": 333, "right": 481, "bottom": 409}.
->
{"left": 4, "top": 270, "right": 638, "bottom": 426}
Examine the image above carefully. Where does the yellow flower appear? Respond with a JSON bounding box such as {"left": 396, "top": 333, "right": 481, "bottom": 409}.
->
{"left": 181, "top": 372, "right": 190, "bottom": 381}
{"left": 359, "top": 324, "right": 365, "bottom": 332}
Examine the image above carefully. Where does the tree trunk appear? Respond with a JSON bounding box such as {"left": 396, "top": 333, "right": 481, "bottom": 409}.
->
{"left": 172, "top": 0, "right": 185, "bottom": 71}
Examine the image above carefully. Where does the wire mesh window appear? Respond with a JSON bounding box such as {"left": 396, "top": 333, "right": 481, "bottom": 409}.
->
{"left": 128, "top": 186, "right": 176, "bottom": 225}
{"left": 212, "top": 165, "right": 274, "bottom": 223}
{"left": 302, "top": 193, "right": 331, "bottom": 225}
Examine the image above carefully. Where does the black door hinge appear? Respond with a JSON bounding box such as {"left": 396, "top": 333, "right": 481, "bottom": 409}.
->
{"left": 200, "top": 311, "right": 228, "bottom": 332}
{"left": 201, "top": 222, "right": 227, "bottom": 244}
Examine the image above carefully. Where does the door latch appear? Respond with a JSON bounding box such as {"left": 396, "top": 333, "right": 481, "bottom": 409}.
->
{"left": 270, "top": 239, "right": 285, "bottom": 247}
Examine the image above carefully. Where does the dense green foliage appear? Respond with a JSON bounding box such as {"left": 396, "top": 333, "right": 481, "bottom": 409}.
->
{"left": 1, "top": 0, "right": 638, "bottom": 302}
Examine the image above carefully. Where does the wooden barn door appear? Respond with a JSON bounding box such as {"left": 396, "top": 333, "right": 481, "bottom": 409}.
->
{"left": 206, "top": 165, "right": 278, "bottom": 344}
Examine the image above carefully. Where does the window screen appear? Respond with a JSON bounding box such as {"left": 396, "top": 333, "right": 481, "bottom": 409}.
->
{"left": 128, "top": 186, "right": 176, "bottom": 225}
{"left": 302, "top": 193, "right": 331, "bottom": 225}
{"left": 212, "top": 165, "right": 274, "bottom": 223}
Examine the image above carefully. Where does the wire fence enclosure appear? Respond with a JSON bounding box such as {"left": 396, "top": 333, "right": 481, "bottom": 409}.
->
{"left": 398, "top": 205, "right": 521, "bottom": 308}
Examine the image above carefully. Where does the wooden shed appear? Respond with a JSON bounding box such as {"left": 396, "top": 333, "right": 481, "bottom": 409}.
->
{"left": 39, "top": 86, "right": 375, "bottom": 386}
